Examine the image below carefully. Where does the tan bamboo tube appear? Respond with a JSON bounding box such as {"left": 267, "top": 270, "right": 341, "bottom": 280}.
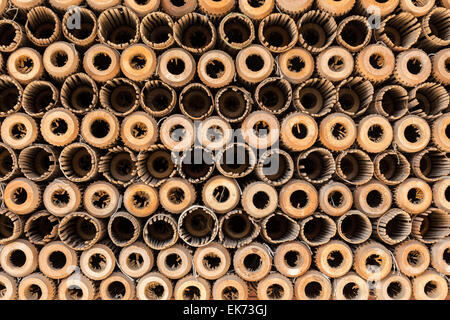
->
{"left": 0, "top": 239, "right": 38, "bottom": 277}
{"left": 83, "top": 44, "right": 121, "bottom": 82}
{"left": 412, "top": 208, "right": 450, "bottom": 244}
{"left": 299, "top": 214, "right": 336, "bottom": 247}
{"left": 218, "top": 12, "right": 254, "bottom": 53}
{"left": 256, "top": 149, "right": 294, "bottom": 187}
{"left": 371, "top": 85, "right": 409, "bottom": 121}
{"left": 124, "top": 183, "right": 159, "bottom": 218}
{"left": 86, "top": 0, "right": 121, "bottom": 11}
{"left": 43, "top": 41, "right": 79, "bottom": 82}
{"left": 279, "top": 179, "right": 317, "bottom": 218}
{"left": 198, "top": 0, "right": 234, "bottom": 16}
{"left": 174, "top": 275, "right": 210, "bottom": 300}
{"left": 420, "top": 7, "right": 450, "bottom": 50}
{"left": 49, "top": 0, "right": 83, "bottom": 11}
{"left": 193, "top": 242, "right": 231, "bottom": 280}
{"left": 140, "top": 12, "right": 175, "bottom": 51}
{"left": 297, "top": 10, "right": 337, "bottom": 54}
{"left": 241, "top": 181, "right": 277, "bottom": 219}
{"left": 120, "top": 112, "right": 158, "bottom": 152}
{"left": 394, "top": 49, "right": 431, "bottom": 87}
{"left": 317, "top": 0, "right": 355, "bottom": 16}
{"left": 0, "top": 272, "right": 17, "bottom": 300}
{"left": 120, "top": 44, "right": 157, "bottom": 82}
{"left": 336, "top": 15, "right": 370, "bottom": 52}
{"left": 40, "top": 108, "right": 79, "bottom": 146}
{"left": 318, "top": 181, "right": 352, "bottom": 217}
{"left": 198, "top": 116, "right": 232, "bottom": 151}
{"left": 57, "top": 273, "right": 96, "bottom": 300}
{"left": 10, "top": 0, "right": 43, "bottom": 9}
{"left": 18, "top": 273, "right": 55, "bottom": 300}
{"left": 83, "top": 181, "right": 120, "bottom": 218}
{"left": 257, "top": 273, "right": 293, "bottom": 300}
{"left": 136, "top": 144, "right": 176, "bottom": 187}
{"left": 119, "top": 242, "right": 154, "bottom": 278}
{"left": 394, "top": 239, "right": 430, "bottom": 277}
{"left": 60, "top": 73, "right": 98, "bottom": 115}
{"left": 241, "top": 111, "right": 279, "bottom": 150}
{"left": 336, "top": 210, "right": 372, "bottom": 244}
{"left": 238, "top": 0, "right": 273, "bottom": 20}
{"left": 355, "top": 44, "right": 395, "bottom": 83}
{"left": 333, "top": 272, "right": 369, "bottom": 300}
{"left": 158, "top": 48, "right": 196, "bottom": 88}
{"left": 0, "top": 210, "right": 22, "bottom": 245}
{"left": 315, "top": 240, "right": 353, "bottom": 278}
{"left": 216, "top": 142, "right": 256, "bottom": 178}
{"left": 7, "top": 48, "right": 43, "bottom": 85}
{"left": 261, "top": 212, "right": 300, "bottom": 244}
{"left": 159, "top": 177, "right": 195, "bottom": 214}
{"left": 432, "top": 113, "right": 450, "bottom": 152}
{"left": 156, "top": 244, "right": 192, "bottom": 279}
{"left": 258, "top": 13, "right": 297, "bottom": 53}
{"left": 356, "top": 0, "right": 398, "bottom": 16}
{"left": 296, "top": 147, "right": 335, "bottom": 184}
{"left": 108, "top": 211, "right": 141, "bottom": 247}
{"left": 354, "top": 241, "right": 392, "bottom": 281}
{"left": 62, "top": 7, "right": 97, "bottom": 47}
{"left": 294, "top": 270, "right": 332, "bottom": 300}
{"left": 214, "top": 86, "right": 252, "bottom": 123}
{"left": 412, "top": 148, "right": 450, "bottom": 183}
{"left": 293, "top": 78, "right": 337, "bottom": 118}
{"left": 274, "top": 241, "right": 311, "bottom": 278}
{"left": 178, "top": 206, "right": 218, "bottom": 247}
{"left": 202, "top": 175, "right": 239, "bottom": 214}
{"left": 179, "top": 83, "right": 214, "bottom": 120}
{"left": 278, "top": 48, "right": 314, "bottom": 84}
{"left": 408, "top": 82, "right": 449, "bottom": 120}
{"left": 22, "top": 81, "right": 58, "bottom": 118}
{"left": 373, "top": 209, "right": 412, "bottom": 245}
{"left": 212, "top": 274, "right": 248, "bottom": 300}
{"left": 354, "top": 180, "right": 391, "bottom": 218}
{"left": 335, "top": 149, "right": 374, "bottom": 185}
{"left": 0, "top": 20, "right": 25, "bottom": 53}
{"left": 254, "top": 77, "right": 292, "bottom": 115}
{"left": 197, "top": 50, "right": 234, "bottom": 88}
{"left": 143, "top": 213, "right": 178, "bottom": 250}
{"left": 124, "top": 0, "right": 160, "bottom": 16}
{"left": 357, "top": 115, "right": 393, "bottom": 153}
{"left": 80, "top": 110, "right": 119, "bottom": 149}
{"left": 373, "top": 150, "right": 410, "bottom": 185}
{"left": 280, "top": 112, "right": 317, "bottom": 151}
{"left": 80, "top": 243, "right": 116, "bottom": 281}
{"left": 319, "top": 113, "right": 356, "bottom": 151}
{"left": 99, "top": 272, "right": 135, "bottom": 300}
{"left": 375, "top": 273, "right": 412, "bottom": 300}
{"left": 1, "top": 113, "right": 38, "bottom": 150}
{"left": 24, "top": 211, "right": 59, "bottom": 245}
{"left": 140, "top": 80, "right": 177, "bottom": 117}
{"left": 233, "top": 242, "right": 272, "bottom": 282}
{"left": 275, "top": 0, "right": 312, "bottom": 16}
{"left": 99, "top": 146, "right": 137, "bottom": 187}
{"left": 433, "top": 178, "right": 450, "bottom": 212}
{"left": 25, "top": 7, "right": 60, "bottom": 47}
{"left": 431, "top": 48, "right": 450, "bottom": 85}
{"left": 159, "top": 114, "right": 194, "bottom": 151}
{"left": 0, "top": 75, "right": 22, "bottom": 117}
{"left": 430, "top": 238, "right": 450, "bottom": 275}
{"left": 0, "top": 143, "right": 19, "bottom": 181}
{"left": 375, "top": 12, "right": 421, "bottom": 51}
{"left": 316, "top": 46, "right": 354, "bottom": 82}
{"left": 161, "top": 0, "right": 197, "bottom": 17}
{"left": 99, "top": 79, "right": 140, "bottom": 118}
{"left": 235, "top": 44, "right": 273, "bottom": 85}
{"left": 335, "top": 78, "right": 374, "bottom": 119}
{"left": 97, "top": 6, "right": 140, "bottom": 50}
{"left": 412, "top": 270, "right": 448, "bottom": 300}
{"left": 19, "top": 144, "right": 59, "bottom": 182}
{"left": 59, "top": 143, "right": 99, "bottom": 182}
{"left": 38, "top": 241, "right": 78, "bottom": 280}
{"left": 441, "top": 0, "right": 450, "bottom": 8}
{"left": 177, "top": 147, "right": 214, "bottom": 184}
{"left": 395, "top": 178, "right": 432, "bottom": 214}
{"left": 173, "top": 13, "right": 216, "bottom": 55}
{"left": 4, "top": 178, "right": 40, "bottom": 215}
{"left": 218, "top": 209, "right": 260, "bottom": 248}
{"left": 136, "top": 272, "right": 173, "bottom": 300}
{"left": 58, "top": 212, "right": 105, "bottom": 251}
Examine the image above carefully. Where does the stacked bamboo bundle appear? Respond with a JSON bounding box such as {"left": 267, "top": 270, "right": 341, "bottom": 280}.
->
{"left": 0, "top": 0, "right": 448, "bottom": 300}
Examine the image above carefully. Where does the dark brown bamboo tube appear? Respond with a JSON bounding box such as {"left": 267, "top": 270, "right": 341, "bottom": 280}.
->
{"left": 371, "top": 85, "right": 408, "bottom": 121}
{"left": 140, "top": 12, "right": 175, "bottom": 51}
{"left": 238, "top": 0, "right": 273, "bottom": 20}
{"left": 0, "top": 210, "right": 22, "bottom": 245}
{"left": 256, "top": 149, "right": 294, "bottom": 187}
{"left": 337, "top": 210, "right": 372, "bottom": 244}
{"left": 357, "top": 114, "right": 392, "bottom": 153}
{"left": 0, "top": 272, "right": 17, "bottom": 300}
{"left": 335, "top": 77, "right": 374, "bottom": 118}
{"left": 124, "top": 183, "right": 159, "bottom": 218}
{"left": 293, "top": 78, "right": 337, "bottom": 118}
{"left": 433, "top": 178, "right": 450, "bottom": 212}
{"left": 212, "top": 274, "right": 248, "bottom": 300}
{"left": 19, "top": 144, "right": 59, "bottom": 182}
{"left": 99, "top": 146, "right": 137, "bottom": 187}
{"left": 375, "top": 12, "right": 421, "bottom": 51}
{"left": 279, "top": 179, "right": 318, "bottom": 219}
{"left": 0, "top": 75, "right": 22, "bottom": 117}
{"left": 218, "top": 209, "right": 260, "bottom": 248}
{"left": 159, "top": 114, "right": 194, "bottom": 151}
{"left": 319, "top": 113, "right": 357, "bottom": 151}
{"left": 394, "top": 49, "right": 431, "bottom": 87}
{"left": 336, "top": 149, "right": 374, "bottom": 185}
{"left": 315, "top": 240, "right": 353, "bottom": 279}
{"left": 333, "top": 272, "right": 369, "bottom": 300}
{"left": 356, "top": 0, "right": 398, "bottom": 16}
{"left": 432, "top": 113, "right": 450, "bottom": 152}
{"left": 373, "top": 209, "right": 412, "bottom": 245}
{"left": 316, "top": 46, "right": 354, "bottom": 82}
{"left": 4, "top": 178, "right": 40, "bottom": 215}
{"left": 296, "top": 147, "right": 335, "bottom": 184}
{"left": 173, "top": 13, "right": 216, "bottom": 55}
{"left": 261, "top": 212, "right": 300, "bottom": 244}
{"left": 278, "top": 47, "right": 314, "bottom": 84}
{"left": 22, "top": 81, "right": 58, "bottom": 118}
{"left": 177, "top": 146, "right": 214, "bottom": 184}
{"left": 7, "top": 48, "right": 44, "bottom": 85}
{"left": 59, "top": 143, "right": 99, "bottom": 182}
{"left": 275, "top": 0, "right": 312, "bottom": 16}
{"left": 25, "top": 7, "right": 60, "bottom": 47}
{"left": 297, "top": 10, "right": 337, "bottom": 54}
{"left": 241, "top": 110, "right": 279, "bottom": 150}
{"left": 319, "top": 181, "right": 352, "bottom": 217}
{"left": 412, "top": 208, "right": 450, "bottom": 244}
{"left": 198, "top": 116, "right": 232, "bottom": 150}
{"left": 355, "top": 44, "right": 395, "bottom": 83}
{"left": 136, "top": 144, "right": 176, "bottom": 187}
{"left": 136, "top": 272, "right": 173, "bottom": 300}
{"left": 218, "top": 12, "right": 254, "bottom": 53}
{"left": 274, "top": 241, "right": 311, "bottom": 278}
{"left": 157, "top": 48, "right": 196, "bottom": 88}
{"left": 375, "top": 273, "right": 412, "bottom": 300}
{"left": 215, "top": 142, "right": 256, "bottom": 178}
{"left": 0, "top": 19, "right": 25, "bottom": 53}
{"left": 412, "top": 270, "right": 448, "bottom": 300}
{"left": 38, "top": 241, "right": 78, "bottom": 280}
{"left": 24, "top": 211, "right": 59, "bottom": 245}
{"left": 57, "top": 273, "right": 96, "bottom": 300}
{"left": 336, "top": 15, "right": 371, "bottom": 52}
{"left": 140, "top": 80, "right": 176, "bottom": 118}
{"left": 108, "top": 211, "right": 141, "bottom": 247}
{"left": 120, "top": 112, "right": 158, "bottom": 152}
{"left": 179, "top": 83, "right": 214, "bottom": 120}
{"left": 294, "top": 270, "right": 332, "bottom": 300}
{"left": 409, "top": 82, "right": 449, "bottom": 120}
{"left": 100, "top": 78, "right": 140, "bottom": 117}
{"left": 79, "top": 243, "right": 115, "bottom": 280}
{"left": 193, "top": 242, "right": 230, "bottom": 280}
{"left": 1, "top": 113, "right": 38, "bottom": 150}
{"left": 354, "top": 241, "right": 392, "bottom": 281}
{"left": 299, "top": 214, "right": 336, "bottom": 247}
{"left": 420, "top": 7, "right": 450, "bottom": 51}
{"left": 233, "top": 242, "right": 272, "bottom": 282}
{"left": 118, "top": 242, "right": 154, "bottom": 278}
{"left": 99, "top": 272, "right": 135, "bottom": 300}
{"left": 373, "top": 150, "right": 411, "bottom": 185}
{"left": 58, "top": 212, "right": 105, "bottom": 251}
{"left": 83, "top": 44, "right": 121, "bottom": 83}
{"left": 62, "top": 7, "right": 97, "bottom": 47}
{"left": 60, "top": 73, "right": 98, "bottom": 115}
{"left": 198, "top": 0, "right": 234, "bottom": 16}
{"left": 0, "top": 143, "right": 19, "bottom": 181}
{"left": 412, "top": 147, "right": 450, "bottom": 183}
{"left": 178, "top": 206, "right": 218, "bottom": 247}
{"left": 159, "top": 177, "right": 196, "bottom": 214}
{"left": 143, "top": 213, "right": 178, "bottom": 250}
{"left": 430, "top": 238, "right": 450, "bottom": 275}
{"left": 86, "top": 0, "right": 120, "bottom": 11}
{"left": 174, "top": 275, "right": 210, "bottom": 300}
{"left": 18, "top": 273, "right": 55, "bottom": 300}
{"left": 80, "top": 109, "right": 119, "bottom": 149}
{"left": 254, "top": 77, "right": 292, "bottom": 115}
{"left": 124, "top": 0, "right": 160, "bottom": 16}
{"left": 197, "top": 50, "right": 234, "bottom": 88}
{"left": 431, "top": 48, "right": 450, "bottom": 85}
{"left": 354, "top": 180, "right": 391, "bottom": 218}
{"left": 235, "top": 44, "right": 274, "bottom": 84}
{"left": 258, "top": 13, "right": 297, "bottom": 53}
{"left": 202, "top": 175, "right": 240, "bottom": 214}
{"left": 241, "top": 181, "right": 278, "bottom": 219}
{"left": 156, "top": 244, "right": 192, "bottom": 279}
{"left": 0, "top": 239, "right": 38, "bottom": 277}
{"left": 120, "top": 44, "right": 157, "bottom": 81}
{"left": 394, "top": 239, "right": 430, "bottom": 277}
{"left": 257, "top": 273, "right": 293, "bottom": 300}
{"left": 43, "top": 179, "right": 81, "bottom": 217}
{"left": 83, "top": 181, "right": 120, "bottom": 218}
{"left": 280, "top": 112, "right": 317, "bottom": 151}
{"left": 97, "top": 6, "right": 140, "bottom": 50}
{"left": 214, "top": 86, "right": 252, "bottom": 123}
{"left": 43, "top": 41, "right": 79, "bottom": 82}
{"left": 395, "top": 178, "right": 433, "bottom": 214}
{"left": 161, "top": 0, "right": 197, "bottom": 17}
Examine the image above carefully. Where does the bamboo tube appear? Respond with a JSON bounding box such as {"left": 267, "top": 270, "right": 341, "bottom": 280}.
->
{"left": 156, "top": 244, "right": 192, "bottom": 279}
{"left": 79, "top": 243, "right": 116, "bottom": 281}
{"left": 254, "top": 77, "right": 292, "bottom": 115}
{"left": 432, "top": 113, "right": 450, "bottom": 152}
{"left": 159, "top": 177, "right": 196, "bottom": 214}
{"left": 80, "top": 109, "right": 119, "bottom": 149}
{"left": 174, "top": 275, "right": 210, "bottom": 300}
{"left": 296, "top": 147, "right": 335, "bottom": 184}
{"left": 140, "top": 80, "right": 177, "bottom": 117}
{"left": 412, "top": 147, "right": 450, "bottom": 183}
{"left": 0, "top": 143, "right": 19, "bottom": 181}
{"left": 59, "top": 143, "right": 99, "bottom": 182}
{"left": 316, "top": 47, "right": 354, "bottom": 82}
{"left": 99, "top": 78, "right": 140, "bottom": 117}
{"left": 412, "top": 208, "right": 450, "bottom": 244}
{"left": 274, "top": 241, "right": 311, "bottom": 278}
{"left": 215, "top": 142, "right": 256, "bottom": 178}
{"left": 83, "top": 181, "right": 119, "bottom": 218}
{"left": 257, "top": 273, "right": 293, "bottom": 300}
{"left": 373, "top": 209, "right": 412, "bottom": 245}
{"left": 136, "top": 272, "right": 173, "bottom": 300}
{"left": 370, "top": 85, "right": 408, "bottom": 121}
{"left": 354, "top": 241, "right": 392, "bottom": 281}
{"left": 431, "top": 48, "right": 450, "bottom": 85}
{"left": 214, "top": 86, "right": 252, "bottom": 123}
{"left": 24, "top": 211, "right": 59, "bottom": 245}
{"left": 297, "top": 10, "right": 337, "bottom": 54}
{"left": 241, "top": 181, "right": 278, "bottom": 219}
{"left": 432, "top": 178, "right": 450, "bottom": 212}
{"left": 161, "top": 0, "right": 197, "bottom": 17}
{"left": 119, "top": 242, "right": 154, "bottom": 278}
{"left": 256, "top": 149, "right": 294, "bottom": 186}
{"left": 419, "top": 7, "right": 450, "bottom": 51}
{"left": 336, "top": 15, "right": 371, "bottom": 52}
{"left": 293, "top": 78, "right": 337, "bottom": 118}
{"left": 333, "top": 272, "right": 369, "bottom": 300}
{"left": 58, "top": 212, "right": 105, "bottom": 251}
{"left": 140, "top": 12, "right": 175, "bottom": 51}
{"left": 0, "top": 239, "right": 38, "bottom": 277}
{"left": 299, "top": 214, "right": 336, "bottom": 247}
{"left": 178, "top": 206, "right": 218, "bottom": 247}
{"left": 336, "top": 210, "right": 372, "bottom": 244}
{"left": 7, "top": 47, "right": 44, "bottom": 85}
{"left": 124, "top": 0, "right": 160, "bottom": 17}
{"left": 198, "top": 116, "right": 232, "bottom": 151}
{"left": 278, "top": 48, "right": 314, "bottom": 84}
{"left": 394, "top": 178, "right": 432, "bottom": 214}
{"left": 0, "top": 272, "right": 17, "bottom": 300}
{"left": 408, "top": 82, "right": 449, "bottom": 120}
{"left": 218, "top": 13, "right": 254, "bottom": 53}
{"left": 43, "top": 41, "right": 79, "bottom": 82}
{"left": 353, "top": 180, "right": 392, "bottom": 218}
{"left": 98, "top": 146, "right": 137, "bottom": 187}
{"left": 375, "top": 12, "right": 421, "bottom": 51}
{"left": 57, "top": 274, "right": 96, "bottom": 300}
{"left": 0, "top": 210, "right": 23, "bottom": 245}
{"left": 19, "top": 144, "right": 59, "bottom": 182}
{"left": 136, "top": 144, "right": 176, "bottom": 187}
{"left": 279, "top": 179, "right": 318, "bottom": 219}
{"left": 375, "top": 273, "right": 412, "bottom": 300}
{"left": 238, "top": 0, "right": 274, "bottom": 20}
{"left": 99, "top": 272, "right": 135, "bottom": 300}
{"left": 394, "top": 49, "right": 432, "bottom": 87}
{"left": 280, "top": 112, "right": 317, "bottom": 151}
{"left": 38, "top": 241, "right": 78, "bottom": 280}
{"left": 124, "top": 183, "right": 159, "bottom": 217}
{"left": 60, "top": 73, "right": 98, "bottom": 115}
{"left": 1, "top": 113, "right": 38, "bottom": 150}
{"left": 143, "top": 212, "right": 178, "bottom": 249}
{"left": 120, "top": 44, "right": 157, "bottom": 82}
{"left": 218, "top": 209, "right": 260, "bottom": 248}
{"left": 318, "top": 181, "right": 352, "bottom": 217}
{"left": 0, "top": 75, "right": 22, "bottom": 117}
{"left": 373, "top": 150, "right": 410, "bottom": 185}
{"left": 107, "top": 211, "right": 141, "bottom": 247}
{"left": 157, "top": 48, "right": 196, "bottom": 88}
{"left": 394, "top": 239, "right": 430, "bottom": 277}
{"left": 193, "top": 242, "right": 231, "bottom": 280}
{"left": 197, "top": 50, "right": 235, "bottom": 88}
{"left": 258, "top": 13, "right": 298, "bottom": 53}
{"left": 3, "top": 177, "right": 41, "bottom": 215}
{"left": 294, "top": 270, "right": 332, "bottom": 300}
{"left": 179, "top": 83, "right": 214, "bottom": 120}
{"left": 0, "top": 20, "right": 25, "bottom": 53}
{"left": 25, "top": 7, "right": 60, "bottom": 47}
{"left": 83, "top": 44, "right": 121, "bottom": 82}
{"left": 62, "top": 7, "right": 97, "bottom": 47}
{"left": 198, "top": 0, "right": 235, "bottom": 17}
{"left": 335, "top": 149, "right": 374, "bottom": 185}
{"left": 260, "top": 212, "right": 300, "bottom": 244}
{"left": 430, "top": 238, "right": 450, "bottom": 275}
{"left": 412, "top": 270, "right": 448, "bottom": 300}
{"left": 212, "top": 275, "right": 248, "bottom": 300}
{"left": 319, "top": 113, "right": 357, "bottom": 151}
{"left": 315, "top": 240, "right": 353, "bottom": 278}
{"left": 355, "top": 44, "right": 395, "bottom": 83}
{"left": 18, "top": 273, "right": 55, "bottom": 300}
{"left": 233, "top": 242, "right": 272, "bottom": 282}
{"left": 177, "top": 146, "right": 214, "bottom": 184}
{"left": 22, "top": 81, "right": 58, "bottom": 118}
{"left": 173, "top": 13, "right": 216, "bottom": 55}
{"left": 356, "top": 114, "right": 392, "bottom": 153}
{"left": 202, "top": 175, "right": 240, "bottom": 214}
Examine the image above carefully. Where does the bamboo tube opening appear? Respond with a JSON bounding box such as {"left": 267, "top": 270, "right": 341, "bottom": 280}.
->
{"left": 24, "top": 211, "right": 59, "bottom": 245}
{"left": 108, "top": 211, "right": 141, "bottom": 247}
{"left": 124, "top": 183, "right": 159, "bottom": 217}
{"left": 159, "top": 177, "right": 196, "bottom": 214}
{"left": 319, "top": 113, "right": 357, "bottom": 151}
{"left": 316, "top": 46, "right": 354, "bottom": 82}
{"left": 62, "top": 7, "right": 97, "bottom": 47}
{"left": 395, "top": 178, "right": 433, "bottom": 214}
{"left": 179, "top": 83, "right": 213, "bottom": 120}
{"left": 0, "top": 210, "right": 22, "bottom": 245}
{"left": 354, "top": 180, "right": 392, "bottom": 217}
{"left": 99, "top": 147, "right": 137, "bottom": 187}
{"left": 296, "top": 148, "right": 335, "bottom": 184}
{"left": 140, "top": 80, "right": 176, "bottom": 117}
{"left": 193, "top": 242, "right": 230, "bottom": 280}
{"left": 141, "top": 12, "right": 175, "bottom": 51}
{"left": 336, "top": 77, "right": 374, "bottom": 118}
{"left": 98, "top": 6, "right": 140, "bottom": 50}
{"left": 430, "top": 239, "right": 450, "bottom": 275}
{"left": 4, "top": 178, "right": 40, "bottom": 215}
{"left": 83, "top": 44, "right": 120, "bottom": 82}
{"left": 38, "top": 241, "right": 78, "bottom": 280}
{"left": 334, "top": 272, "right": 369, "bottom": 300}
{"left": 7, "top": 48, "right": 44, "bottom": 85}
{"left": 412, "top": 270, "right": 448, "bottom": 300}
{"left": 136, "top": 144, "right": 176, "bottom": 187}
{"left": 174, "top": 275, "right": 211, "bottom": 300}
{"left": 297, "top": 10, "right": 337, "bottom": 54}
{"left": 255, "top": 77, "right": 292, "bottom": 115}
{"left": 59, "top": 143, "right": 98, "bottom": 182}
{"left": 432, "top": 178, "right": 450, "bottom": 212}
{"left": 218, "top": 13, "right": 254, "bottom": 52}
{"left": 279, "top": 179, "right": 318, "bottom": 218}
{"left": 409, "top": 83, "right": 449, "bottom": 120}
{"left": 336, "top": 149, "right": 374, "bottom": 185}
{"left": 356, "top": 44, "right": 395, "bottom": 83}
{"left": 0, "top": 20, "right": 24, "bottom": 53}
{"left": 215, "top": 86, "right": 252, "bottom": 123}
{"left": 319, "top": 181, "right": 352, "bottom": 217}
{"left": 315, "top": 240, "right": 353, "bottom": 278}
{"left": 337, "top": 210, "right": 372, "bottom": 244}
{"left": 18, "top": 273, "right": 55, "bottom": 300}
{"left": 177, "top": 146, "right": 214, "bottom": 184}
{"left": 238, "top": 0, "right": 274, "bottom": 20}
{"left": 0, "top": 239, "right": 38, "bottom": 277}
{"left": 0, "top": 75, "right": 22, "bottom": 117}
{"left": 294, "top": 270, "right": 332, "bottom": 300}
{"left": 143, "top": 213, "right": 178, "bottom": 250}
{"left": 235, "top": 44, "right": 274, "bottom": 84}
{"left": 119, "top": 242, "right": 154, "bottom": 278}
{"left": 336, "top": 16, "right": 370, "bottom": 52}
{"left": 375, "top": 12, "right": 421, "bottom": 51}
{"left": 420, "top": 8, "right": 450, "bottom": 50}
{"left": 242, "top": 181, "right": 278, "bottom": 219}
{"left": 212, "top": 274, "right": 248, "bottom": 300}
{"left": 22, "top": 81, "right": 58, "bottom": 118}
{"left": 80, "top": 243, "right": 116, "bottom": 281}
{"left": 293, "top": 78, "right": 337, "bottom": 118}
{"left": 99, "top": 79, "right": 140, "bottom": 117}
{"left": 256, "top": 149, "right": 294, "bottom": 187}
{"left": 299, "top": 214, "right": 336, "bottom": 246}
{"left": 156, "top": 244, "right": 192, "bottom": 279}
{"left": 373, "top": 150, "right": 410, "bottom": 185}
{"left": 25, "top": 7, "right": 60, "bottom": 47}
{"left": 58, "top": 212, "right": 104, "bottom": 251}
{"left": 219, "top": 209, "right": 260, "bottom": 248}
{"left": 412, "top": 208, "right": 450, "bottom": 243}
{"left": 412, "top": 148, "right": 450, "bottom": 182}
{"left": 61, "top": 73, "right": 98, "bottom": 115}
{"left": 274, "top": 241, "right": 311, "bottom": 278}
{"left": 120, "top": 44, "right": 157, "bottom": 81}
{"left": 161, "top": 0, "right": 197, "bottom": 17}
{"left": 0, "top": 272, "right": 17, "bottom": 300}
{"left": 178, "top": 206, "right": 218, "bottom": 247}
{"left": 57, "top": 274, "right": 95, "bottom": 300}
{"left": 19, "top": 144, "right": 59, "bottom": 181}
{"left": 216, "top": 142, "right": 256, "bottom": 178}
{"left": 233, "top": 242, "right": 272, "bottom": 282}
{"left": 258, "top": 13, "right": 297, "bottom": 53}
{"left": 257, "top": 273, "right": 293, "bottom": 300}
{"left": 173, "top": 13, "right": 216, "bottom": 54}
{"left": 354, "top": 241, "right": 392, "bottom": 281}
{"left": 261, "top": 212, "right": 299, "bottom": 244}
{"left": 0, "top": 143, "right": 18, "bottom": 181}
{"left": 374, "top": 209, "right": 412, "bottom": 245}
{"left": 136, "top": 272, "right": 173, "bottom": 300}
